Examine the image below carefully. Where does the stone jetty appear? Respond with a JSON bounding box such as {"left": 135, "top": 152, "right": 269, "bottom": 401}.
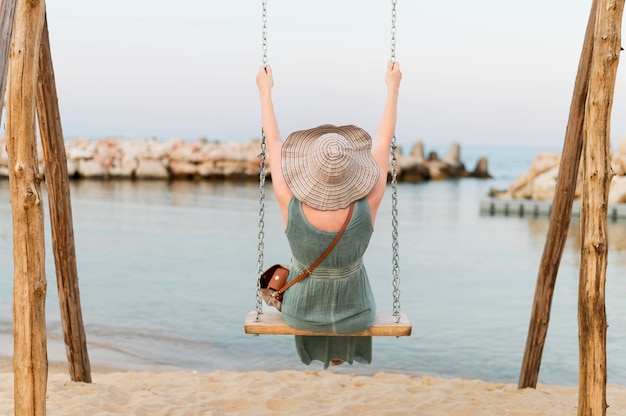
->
{"left": 0, "top": 137, "right": 490, "bottom": 182}
{"left": 491, "top": 136, "right": 626, "bottom": 203}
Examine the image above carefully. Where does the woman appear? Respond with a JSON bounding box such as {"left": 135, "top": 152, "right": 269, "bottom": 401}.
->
{"left": 256, "top": 61, "right": 402, "bottom": 368}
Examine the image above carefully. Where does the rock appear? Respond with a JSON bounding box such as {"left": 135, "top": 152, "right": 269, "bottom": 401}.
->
{"left": 508, "top": 171, "right": 533, "bottom": 199}
{"left": 441, "top": 143, "right": 467, "bottom": 177}
{"left": 67, "top": 137, "right": 96, "bottom": 160}
{"left": 197, "top": 161, "right": 216, "bottom": 177}
{"left": 427, "top": 160, "right": 450, "bottom": 180}
{"left": 94, "top": 139, "right": 124, "bottom": 171}
{"left": 0, "top": 144, "right": 8, "bottom": 166}
{"left": 507, "top": 153, "right": 560, "bottom": 198}
{"left": 77, "top": 159, "right": 107, "bottom": 178}
{"left": 611, "top": 153, "right": 626, "bottom": 176}
{"left": 472, "top": 157, "right": 491, "bottom": 178}
{"left": 170, "top": 160, "right": 199, "bottom": 177}
{"left": 530, "top": 165, "right": 559, "bottom": 201}
{"left": 531, "top": 153, "right": 561, "bottom": 175}
{"left": 398, "top": 155, "right": 429, "bottom": 182}
{"left": 410, "top": 141, "right": 426, "bottom": 164}
{"left": 170, "top": 140, "right": 204, "bottom": 163}
{"left": 442, "top": 143, "right": 461, "bottom": 168}
{"left": 609, "top": 176, "right": 626, "bottom": 203}
{"left": 135, "top": 159, "right": 168, "bottom": 179}
{"left": 109, "top": 154, "right": 138, "bottom": 177}
{"left": 159, "top": 138, "right": 181, "bottom": 157}
{"left": 66, "top": 159, "right": 78, "bottom": 177}
{"left": 215, "top": 160, "right": 246, "bottom": 176}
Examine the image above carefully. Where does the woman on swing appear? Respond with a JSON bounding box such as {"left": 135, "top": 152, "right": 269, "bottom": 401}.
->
{"left": 256, "top": 61, "right": 402, "bottom": 368}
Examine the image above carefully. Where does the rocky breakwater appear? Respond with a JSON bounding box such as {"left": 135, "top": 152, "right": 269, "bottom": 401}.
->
{"left": 0, "top": 137, "right": 491, "bottom": 181}
{"left": 490, "top": 137, "right": 626, "bottom": 203}
{"left": 397, "top": 142, "right": 491, "bottom": 181}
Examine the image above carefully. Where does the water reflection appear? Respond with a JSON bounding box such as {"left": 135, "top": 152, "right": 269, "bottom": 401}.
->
{"left": 64, "top": 179, "right": 263, "bottom": 212}
{"left": 525, "top": 216, "right": 626, "bottom": 258}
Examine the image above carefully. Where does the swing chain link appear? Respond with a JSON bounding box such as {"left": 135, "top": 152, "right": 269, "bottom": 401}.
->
{"left": 390, "top": 136, "right": 401, "bottom": 322}
{"left": 256, "top": 0, "right": 269, "bottom": 320}
{"left": 390, "top": 0, "right": 401, "bottom": 322}
{"left": 256, "top": 131, "right": 267, "bottom": 319}
{"left": 262, "top": 0, "right": 268, "bottom": 66}
{"left": 390, "top": 0, "right": 397, "bottom": 63}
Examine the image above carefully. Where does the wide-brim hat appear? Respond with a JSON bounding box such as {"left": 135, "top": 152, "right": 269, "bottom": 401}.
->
{"left": 281, "top": 124, "right": 379, "bottom": 211}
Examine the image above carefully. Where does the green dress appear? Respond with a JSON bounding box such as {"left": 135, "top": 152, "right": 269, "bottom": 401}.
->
{"left": 281, "top": 197, "right": 377, "bottom": 368}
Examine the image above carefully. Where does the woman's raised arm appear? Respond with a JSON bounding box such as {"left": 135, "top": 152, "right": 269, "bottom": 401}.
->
{"left": 257, "top": 65, "right": 292, "bottom": 223}
{"left": 367, "top": 61, "right": 402, "bottom": 222}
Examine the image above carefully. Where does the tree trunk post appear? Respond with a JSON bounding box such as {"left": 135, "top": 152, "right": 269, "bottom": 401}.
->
{"left": 0, "top": 0, "right": 17, "bottom": 105}
{"left": 36, "top": 15, "right": 92, "bottom": 383}
{"left": 518, "top": 0, "right": 597, "bottom": 389}
{"left": 578, "top": 1, "right": 623, "bottom": 415}
{"left": 6, "top": 0, "right": 47, "bottom": 414}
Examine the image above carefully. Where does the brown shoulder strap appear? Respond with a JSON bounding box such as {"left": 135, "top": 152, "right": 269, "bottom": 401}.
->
{"left": 278, "top": 203, "right": 354, "bottom": 295}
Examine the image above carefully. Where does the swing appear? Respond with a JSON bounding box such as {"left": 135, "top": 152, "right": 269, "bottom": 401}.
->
{"left": 244, "top": 0, "right": 411, "bottom": 337}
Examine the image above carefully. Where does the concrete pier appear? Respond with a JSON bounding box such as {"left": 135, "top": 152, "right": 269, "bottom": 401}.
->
{"left": 480, "top": 198, "right": 626, "bottom": 220}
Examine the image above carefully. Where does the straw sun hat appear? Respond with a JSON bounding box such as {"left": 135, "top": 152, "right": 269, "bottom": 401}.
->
{"left": 281, "top": 124, "right": 380, "bottom": 211}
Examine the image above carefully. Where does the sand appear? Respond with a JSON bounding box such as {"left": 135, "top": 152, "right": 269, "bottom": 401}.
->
{"left": 1, "top": 359, "right": 625, "bottom": 415}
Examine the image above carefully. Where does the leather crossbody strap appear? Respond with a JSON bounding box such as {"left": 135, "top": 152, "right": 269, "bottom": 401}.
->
{"left": 277, "top": 203, "right": 354, "bottom": 297}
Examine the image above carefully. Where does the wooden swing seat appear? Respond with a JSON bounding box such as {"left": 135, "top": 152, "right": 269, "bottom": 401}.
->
{"left": 244, "top": 310, "right": 412, "bottom": 337}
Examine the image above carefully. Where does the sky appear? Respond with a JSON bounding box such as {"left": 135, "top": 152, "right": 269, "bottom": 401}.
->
{"left": 34, "top": 0, "right": 626, "bottom": 150}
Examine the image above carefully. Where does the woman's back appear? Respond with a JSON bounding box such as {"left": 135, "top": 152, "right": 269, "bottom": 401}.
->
{"left": 281, "top": 197, "right": 377, "bottom": 334}
{"left": 299, "top": 202, "right": 354, "bottom": 232}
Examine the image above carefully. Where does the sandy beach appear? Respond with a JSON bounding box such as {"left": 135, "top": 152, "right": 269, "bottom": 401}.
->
{"left": 0, "top": 358, "right": 624, "bottom": 415}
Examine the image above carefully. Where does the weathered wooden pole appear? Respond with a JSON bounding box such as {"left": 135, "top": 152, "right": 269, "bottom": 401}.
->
{"left": 6, "top": 0, "right": 48, "bottom": 414}
{"left": 578, "top": 1, "right": 623, "bottom": 415}
{"left": 0, "top": 0, "right": 17, "bottom": 103}
{"left": 36, "top": 15, "right": 92, "bottom": 383}
{"left": 518, "top": 0, "right": 597, "bottom": 389}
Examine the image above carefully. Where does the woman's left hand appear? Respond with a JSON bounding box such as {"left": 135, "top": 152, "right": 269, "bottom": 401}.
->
{"left": 256, "top": 65, "right": 274, "bottom": 98}
{"left": 385, "top": 61, "right": 402, "bottom": 95}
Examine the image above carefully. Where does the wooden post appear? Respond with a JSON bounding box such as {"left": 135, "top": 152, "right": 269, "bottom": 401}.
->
{"left": 0, "top": 0, "right": 17, "bottom": 104}
{"left": 37, "top": 15, "right": 92, "bottom": 383}
{"left": 578, "top": 1, "right": 623, "bottom": 415}
{"left": 6, "top": 0, "right": 47, "bottom": 414}
{"left": 518, "top": 0, "right": 597, "bottom": 389}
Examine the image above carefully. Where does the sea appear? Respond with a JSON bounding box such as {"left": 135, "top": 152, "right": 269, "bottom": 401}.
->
{"left": 1, "top": 144, "right": 625, "bottom": 387}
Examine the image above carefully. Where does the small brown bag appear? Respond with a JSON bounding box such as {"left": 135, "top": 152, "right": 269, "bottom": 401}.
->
{"left": 259, "top": 264, "right": 290, "bottom": 310}
{"left": 258, "top": 203, "right": 354, "bottom": 311}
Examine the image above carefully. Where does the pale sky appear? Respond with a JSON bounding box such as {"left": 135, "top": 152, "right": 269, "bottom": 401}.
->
{"left": 38, "top": 0, "right": 626, "bottom": 149}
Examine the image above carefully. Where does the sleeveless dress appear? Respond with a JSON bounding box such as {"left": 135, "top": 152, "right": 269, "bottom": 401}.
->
{"left": 281, "top": 196, "right": 377, "bottom": 368}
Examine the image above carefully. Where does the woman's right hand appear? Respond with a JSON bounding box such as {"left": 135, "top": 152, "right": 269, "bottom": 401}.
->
{"left": 256, "top": 65, "right": 274, "bottom": 98}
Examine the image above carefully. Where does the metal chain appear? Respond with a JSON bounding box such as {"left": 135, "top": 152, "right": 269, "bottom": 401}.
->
{"left": 390, "top": 137, "right": 401, "bottom": 322}
{"left": 262, "top": 0, "right": 268, "bottom": 66}
{"left": 256, "top": 0, "right": 269, "bottom": 319}
{"left": 390, "top": 0, "right": 397, "bottom": 63}
{"left": 256, "top": 131, "right": 267, "bottom": 319}
{"left": 390, "top": 0, "right": 401, "bottom": 322}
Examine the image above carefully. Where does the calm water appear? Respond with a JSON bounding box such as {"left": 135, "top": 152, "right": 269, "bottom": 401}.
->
{"left": 1, "top": 145, "right": 625, "bottom": 387}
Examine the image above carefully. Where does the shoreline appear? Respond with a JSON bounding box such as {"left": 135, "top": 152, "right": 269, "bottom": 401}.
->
{"left": 1, "top": 356, "right": 626, "bottom": 415}
{"left": 0, "top": 355, "right": 123, "bottom": 375}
